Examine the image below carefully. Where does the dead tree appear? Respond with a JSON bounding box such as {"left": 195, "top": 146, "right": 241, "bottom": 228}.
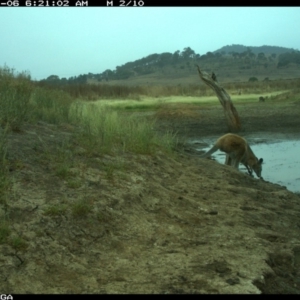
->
{"left": 195, "top": 64, "right": 241, "bottom": 132}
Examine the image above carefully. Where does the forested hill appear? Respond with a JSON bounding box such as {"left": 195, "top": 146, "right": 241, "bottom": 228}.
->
{"left": 41, "top": 45, "right": 300, "bottom": 85}
{"left": 214, "top": 44, "right": 296, "bottom": 55}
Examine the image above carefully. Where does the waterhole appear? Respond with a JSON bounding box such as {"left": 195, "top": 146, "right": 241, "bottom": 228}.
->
{"left": 194, "top": 137, "right": 300, "bottom": 193}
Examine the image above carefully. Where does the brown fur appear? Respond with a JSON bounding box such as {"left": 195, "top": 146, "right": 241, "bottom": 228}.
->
{"left": 201, "top": 133, "right": 263, "bottom": 178}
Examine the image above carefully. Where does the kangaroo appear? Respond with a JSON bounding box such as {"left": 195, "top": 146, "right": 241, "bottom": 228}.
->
{"left": 201, "top": 133, "right": 263, "bottom": 179}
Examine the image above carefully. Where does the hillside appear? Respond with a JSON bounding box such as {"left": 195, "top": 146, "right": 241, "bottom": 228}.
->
{"left": 42, "top": 45, "right": 300, "bottom": 86}
{"left": 214, "top": 44, "right": 297, "bottom": 55}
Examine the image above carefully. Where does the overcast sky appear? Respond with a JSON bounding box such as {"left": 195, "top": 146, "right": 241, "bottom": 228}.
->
{"left": 1, "top": 7, "right": 300, "bottom": 80}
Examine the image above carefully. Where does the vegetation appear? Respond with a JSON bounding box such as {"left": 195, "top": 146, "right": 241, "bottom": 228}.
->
{"left": 43, "top": 204, "right": 68, "bottom": 216}
{"left": 0, "top": 66, "right": 33, "bottom": 131}
{"left": 0, "top": 64, "right": 180, "bottom": 249}
{"left": 8, "top": 235, "right": 28, "bottom": 251}
{"left": 277, "top": 51, "right": 300, "bottom": 68}
{"left": 249, "top": 77, "right": 258, "bottom": 82}
{"left": 0, "top": 47, "right": 300, "bottom": 254}
{"left": 0, "top": 121, "right": 10, "bottom": 208}
{"left": 39, "top": 45, "right": 298, "bottom": 85}
{"left": 71, "top": 199, "right": 92, "bottom": 218}
{"left": 71, "top": 102, "right": 177, "bottom": 155}
{"left": 215, "top": 44, "right": 295, "bottom": 55}
{"left": 33, "top": 76, "right": 300, "bottom": 102}
{"left": 0, "top": 221, "right": 10, "bottom": 244}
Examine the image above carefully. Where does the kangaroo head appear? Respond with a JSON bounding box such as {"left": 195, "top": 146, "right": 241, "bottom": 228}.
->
{"left": 253, "top": 158, "right": 263, "bottom": 178}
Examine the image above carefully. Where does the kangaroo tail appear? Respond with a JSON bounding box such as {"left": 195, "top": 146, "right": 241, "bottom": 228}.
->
{"left": 200, "top": 144, "right": 219, "bottom": 158}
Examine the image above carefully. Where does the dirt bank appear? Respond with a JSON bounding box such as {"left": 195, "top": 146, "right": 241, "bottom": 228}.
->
{"left": 1, "top": 100, "right": 300, "bottom": 294}
{"left": 154, "top": 100, "right": 300, "bottom": 138}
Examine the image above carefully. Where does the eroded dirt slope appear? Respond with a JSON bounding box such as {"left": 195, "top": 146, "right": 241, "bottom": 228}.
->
{"left": 1, "top": 116, "right": 300, "bottom": 294}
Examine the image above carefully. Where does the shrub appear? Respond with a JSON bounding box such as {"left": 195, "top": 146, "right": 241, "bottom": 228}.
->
{"left": 248, "top": 77, "right": 258, "bottom": 82}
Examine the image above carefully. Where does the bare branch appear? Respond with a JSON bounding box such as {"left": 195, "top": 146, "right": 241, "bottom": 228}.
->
{"left": 195, "top": 64, "right": 241, "bottom": 131}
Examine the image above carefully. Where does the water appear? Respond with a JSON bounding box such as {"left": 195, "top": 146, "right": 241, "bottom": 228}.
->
{"left": 197, "top": 139, "right": 300, "bottom": 193}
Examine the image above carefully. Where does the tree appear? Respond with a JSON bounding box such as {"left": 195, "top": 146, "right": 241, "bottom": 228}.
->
{"left": 248, "top": 77, "right": 258, "bottom": 82}
{"left": 195, "top": 65, "right": 241, "bottom": 132}
{"left": 231, "top": 52, "right": 239, "bottom": 59}
{"left": 159, "top": 52, "right": 173, "bottom": 67}
{"left": 206, "top": 51, "right": 215, "bottom": 59}
{"left": 172, "top": 50, "right": 181, "bottom": 63}
{"left": 47, "top": 75, "right": 59, "bottom": 81}
{"left": 181, "top": 47, "right": 196, "bottom": 59}
{"left": 257, "top": 52, "right": 267, "bottom": 61}
{"left": 248, "top": 52, "right": 256, "bottom": 60}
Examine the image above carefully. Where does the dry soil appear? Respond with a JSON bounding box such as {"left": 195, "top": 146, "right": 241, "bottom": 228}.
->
{"left": 1, "top": 100, "right": 300, "bottom": 294}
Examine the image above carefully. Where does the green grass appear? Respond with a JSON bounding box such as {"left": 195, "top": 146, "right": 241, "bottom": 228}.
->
{"left": 44, "top": 204, "right": 68, "bottom": 216}
{"left": 70, "top": 101, "right": 178, "bottom": 155}
{"left": 0, "top": 66, "right": 33, "bottom": 131}
{"left": 30, "top": 87, "right": 74, "bottom": 124}
{"left": 71, "top": 199, "right": 92, "bottom": 217}
{"left": 8, "top": 235, "right": 28, "bottom": 251}
{"left": 0, "top": 221, "right": 10, "bottom": 243}
{"left": 55, "top": 165, "right": 72, "bottom": 179}
{"left": 66, "top": 178, "right": 82, "bottom": 189}
{"left": 90, "top": 90, "right": 289, "bottom": 112}
{"left": 0, "top": 124, "right": 10, "bottom": 207}
{"left": 102, "top": 158, "right": 126, "bottom": 180}
{"left": 37, "top": 139, "right": 76, "bottom": 178}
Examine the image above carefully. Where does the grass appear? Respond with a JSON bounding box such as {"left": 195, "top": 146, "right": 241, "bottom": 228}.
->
{"left": 0, "top": 64, "right": 298, "bottom": 162}
{"left": 0, "top": 221, "right": 10, "bottom": 243}
{"left": 0, "top": 124, "right": 10, "bottom": 207}
{"left": 66, "top": 178, "right": 82, "bottom": 189}
{"left": 44, "top": 204, "right": 68, "bottom": 216}
{"left": 70, "top": 101, "right": 178, "bottom": 155}
{"left": 36, "top": 139, "right": 76, "bottom": 178}
{"left": 102, "top": 158, "right": 126, "bottom": 180}
{"left": 55, "top": 165, "right": 72, "bottom": 179}
{"left": 91, "top": 90, "right": 289, "bottom": 112}
{"left": 0, "top": 66, "right": 33, "bottom": 131}
{"left": 51, "top": 75, "right": 300, "bottom": 101}
{"left": 30, "top": 87, "right": 74, "bottom": 124}
{"left": 8, "top": 235, "right": 28, "bottom": 251}
{"left": 71, "top": 199, "right": 92, "bottom": 217}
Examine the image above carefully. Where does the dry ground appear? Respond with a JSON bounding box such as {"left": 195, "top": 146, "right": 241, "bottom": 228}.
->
{"left": 1, "top": 99, "right": 300, "bottom": 294}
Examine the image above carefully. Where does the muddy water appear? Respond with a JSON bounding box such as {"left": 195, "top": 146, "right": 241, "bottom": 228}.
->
{"left": 192, "top": 135, "right": 300, "bottom": 193}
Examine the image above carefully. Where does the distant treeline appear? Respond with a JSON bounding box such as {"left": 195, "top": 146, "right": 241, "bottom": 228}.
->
{"left": 40, "top": 45, "right": 300, "bottom": 84}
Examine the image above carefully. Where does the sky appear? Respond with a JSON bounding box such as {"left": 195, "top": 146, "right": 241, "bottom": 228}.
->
{"left": 1, "top": 7, "right": 300, "bottom": 80}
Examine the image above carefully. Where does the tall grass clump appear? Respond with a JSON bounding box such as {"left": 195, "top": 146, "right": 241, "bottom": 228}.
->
{"left": 0, "top": 66, "right": 33, "bottom": 131}
{"left": 71, "top": 102, "right": 177, "bottom": 155}
{"left": 30, "top": 87, "right": 74, "bottom": 124}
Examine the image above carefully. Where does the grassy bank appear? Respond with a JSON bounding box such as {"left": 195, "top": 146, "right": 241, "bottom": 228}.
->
{"left": 39, "top": 76, "right": 300, "bottom": 101}
{"left": 0, "top": 66, "right": 178, "bottom": 157}
{"left": 92, "top": 90, "right": 289, "bottom": 112}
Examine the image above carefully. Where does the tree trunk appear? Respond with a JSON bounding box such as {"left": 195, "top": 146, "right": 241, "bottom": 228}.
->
{"left": 195, "top": 64, "right": 241, "bottom": 132}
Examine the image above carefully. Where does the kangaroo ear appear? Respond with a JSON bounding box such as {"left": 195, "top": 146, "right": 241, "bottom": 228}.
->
{"left": 259, "top": 158, "right": 263, "bottom": 164}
